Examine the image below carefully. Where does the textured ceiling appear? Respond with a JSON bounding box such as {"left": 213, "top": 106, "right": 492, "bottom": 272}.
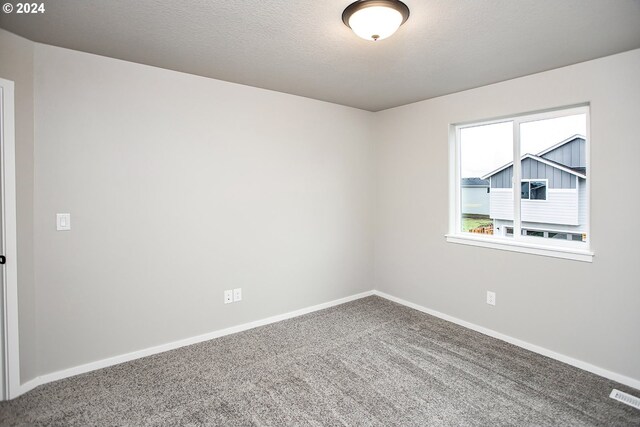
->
{"left": 1, "top": 0, "right": 640, "bottom": 111}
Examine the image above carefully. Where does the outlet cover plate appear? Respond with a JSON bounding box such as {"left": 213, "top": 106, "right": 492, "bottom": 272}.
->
{"left": 224, "top": 290, "right": 233, "bottom": 304}
{"left": 233, "top": 288, "right": 242, "bottom": 302}
{"left": 487, "top": 291, "right": 496, "bottom": 306}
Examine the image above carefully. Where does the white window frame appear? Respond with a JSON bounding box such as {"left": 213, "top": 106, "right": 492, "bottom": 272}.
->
{"left": 446, "top": 105, "right": 593, "bottom": 262}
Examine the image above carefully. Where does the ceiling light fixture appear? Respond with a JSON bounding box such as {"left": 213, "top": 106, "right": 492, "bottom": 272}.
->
{"left": 342, "top": 0, "right": 410, "bottom": 42}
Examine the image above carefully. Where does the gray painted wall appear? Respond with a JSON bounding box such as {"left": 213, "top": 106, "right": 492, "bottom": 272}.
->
{"left": 374, "top": 49, "right": 640, "bottom": 382}
{"left": 0, "top": 29, "right": 37, "bottom": 383}
{"left": 32, "top": 44, "right": 374, "bottom": 376}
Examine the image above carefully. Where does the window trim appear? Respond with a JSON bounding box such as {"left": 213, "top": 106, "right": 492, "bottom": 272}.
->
{"left": 445, "top": 233, "right": 594, "bottom": 262}
{"left": 447, "top": 104, "right": 592, "bottom": 262}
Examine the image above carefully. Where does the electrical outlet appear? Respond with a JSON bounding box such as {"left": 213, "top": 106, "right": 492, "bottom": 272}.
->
{"left": 486, "top": 291, "right": 496, "bottom": 306}
{"left": 224, "top": 290, "right": 233, "bottom": 304}
{"left": 233, "top": 288, "right": 242, "bottom": 302}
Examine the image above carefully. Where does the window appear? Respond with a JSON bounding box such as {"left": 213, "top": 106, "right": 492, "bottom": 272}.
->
{"left": 447, "top": 106, "right": 592, "bottom": 262}
{"left": 521, "top": 180, "right": 547, "bottom": 200}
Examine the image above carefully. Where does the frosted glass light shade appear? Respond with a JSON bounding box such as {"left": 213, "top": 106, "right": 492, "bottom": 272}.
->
{"left": 343, "top": 0, "right": 410, "bottom": 42}
{"left": 349, "top": 7, "right": 402, "bottom": 41}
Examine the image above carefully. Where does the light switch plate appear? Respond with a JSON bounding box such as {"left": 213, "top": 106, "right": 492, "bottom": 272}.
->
{"left": 56, "top": 213, "right": 71, "bottom": 231}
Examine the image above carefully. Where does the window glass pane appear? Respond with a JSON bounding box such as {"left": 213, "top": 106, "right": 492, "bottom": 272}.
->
{"left": 521, "top": 182, "right": 530, "bottom": 200}
{"left": 548, "top": 232, "right": 568, "bottom": 240}
{"left": 520, "top": 114, "right": 587, "bottom": 242}
{"left": 460, "top": 121, "right": 513, "bottom": 236}
{"left": 530, "top": 181, "right": 546, "bottom": 200}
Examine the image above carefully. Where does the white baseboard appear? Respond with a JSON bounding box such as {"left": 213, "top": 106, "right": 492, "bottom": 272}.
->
{"left": 15, "top": 288, "right": 639, "bottom": 399}
{"left": 16, "top": 290, "right": 374, "bottom": 398}
{"left": 372, "top": 290, "right": 640, "bottom": 391}
{"left": 17, "top": 377, "right": 40, "bottom": 397}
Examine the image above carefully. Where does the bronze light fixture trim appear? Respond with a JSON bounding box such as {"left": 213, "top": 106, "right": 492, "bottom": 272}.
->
{"left": 342, "top": 0, "right": 410, "bottom": 41}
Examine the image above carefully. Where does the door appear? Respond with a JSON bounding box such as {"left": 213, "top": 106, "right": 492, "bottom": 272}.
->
{"left": 0, "top": 84, "right": 6, "bottom": 401}
{"left": 0, "top": 78, "right": 19, "bottom": 400}
{"left": 0, "top": 84, "right": 5, "bottom": 401}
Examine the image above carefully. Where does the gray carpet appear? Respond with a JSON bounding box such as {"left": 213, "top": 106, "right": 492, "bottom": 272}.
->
{"left": 1, "top": 296, "right": 638, "bottom": 426}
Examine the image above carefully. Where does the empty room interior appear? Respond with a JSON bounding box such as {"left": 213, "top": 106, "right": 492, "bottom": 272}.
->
{"left": 1, "top": 0, "right": 640, "bottom": 425}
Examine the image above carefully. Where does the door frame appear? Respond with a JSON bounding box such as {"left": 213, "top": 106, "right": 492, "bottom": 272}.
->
{"left": 0, "top": 77, "right": 20, "bottom": 400}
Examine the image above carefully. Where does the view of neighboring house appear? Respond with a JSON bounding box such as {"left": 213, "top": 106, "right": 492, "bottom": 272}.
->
{"left": 461, "top": 178, "right": 490, "bottom": 215}
{"left": 481, "top": 134, "right": 587, "bottom": 241}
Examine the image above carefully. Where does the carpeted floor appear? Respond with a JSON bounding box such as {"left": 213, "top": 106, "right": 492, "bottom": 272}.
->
{"left": 1, "top": 296, "right": 638, "bottom": 426}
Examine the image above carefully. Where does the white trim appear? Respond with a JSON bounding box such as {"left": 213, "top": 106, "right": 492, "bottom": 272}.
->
{"left": 17, "top": 376, "right": 39, "bottom": 397}
{"left": 584, "top": 109, "right": 591, "bottom": 249}
{"left": 453, "top": 105, "right": 588, "bottom": 130}
{"left": 515, "top": 105, "right": 589, "bottom": 125}
{"left": 13, "top": 290, "right": 374, "bottom": 398}
{"left": 13, "top": 287, "right": 639, "bottom": 401}
{"left": 372, "top": 290, "right": 640, "bottom": 391}
{"left": 449, "top": 125, "right": 460, "bottom": 235}
{"left": 0, "top": 79, "right": 20, "bottom": 401}
{"left": 513, "top": 121, "right": 522, "bottom": 238}
{"left": 445, "top": 233, "right": 594, "bottom": 262}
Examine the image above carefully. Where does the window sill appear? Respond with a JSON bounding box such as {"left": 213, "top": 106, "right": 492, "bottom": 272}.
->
{"left": 445, "top": 234, "right": 594, "bottom": 262}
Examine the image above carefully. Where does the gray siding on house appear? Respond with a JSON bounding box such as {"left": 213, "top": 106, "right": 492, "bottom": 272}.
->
{"left": 490, "top": 166, "right": 513, "bottom": 188}
{"left": 522, "top": 157, "right": 576, "bottom": 189}
{"left": 541, "top": 137, "right": 586, "bottom": 168}
{"left": 490, "top": 136, "right": 586, "bottom": 189}
{"left": 491, "top": 158, "right": 576, "bottom": 189}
